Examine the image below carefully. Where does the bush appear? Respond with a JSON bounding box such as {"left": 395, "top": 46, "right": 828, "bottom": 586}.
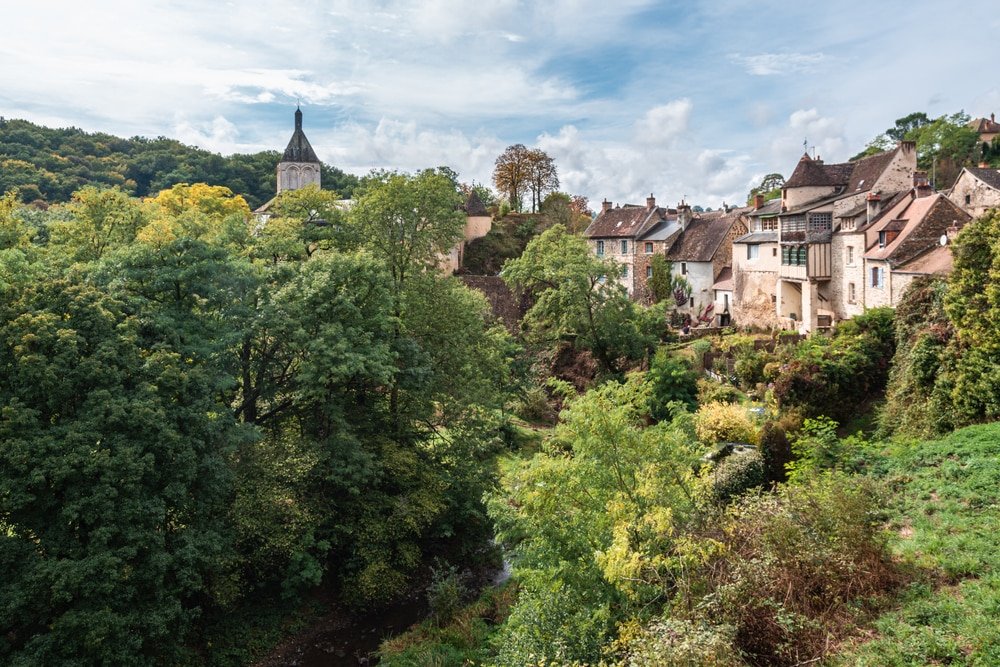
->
{"left": 685, "top": 474, "right": 900, "bottom": 665}
{"left": 758, "top": 411, "right": 803, "bottom": 484}
{"left": 697, "top": 378, "right": 744, "bottom": 405}
{"left": 694, "top": 402, "right": 760, "bottom": 446}
{"left": 709, "top": 449, "right": 766, "bottom": 503}
{"left": 518, "top": 385, "right": 556, "bottom": 424}
{"left": 733, "top": 348, "right": 767, "bottom": 391}
{"left": 427, "top": 563, "right": 466, "bottom": 627}
{"left": 617, "top": 618, "right": 743, "bottom": 666}
{"left": 647, "top": 348, "right": 698, "bottom": 419}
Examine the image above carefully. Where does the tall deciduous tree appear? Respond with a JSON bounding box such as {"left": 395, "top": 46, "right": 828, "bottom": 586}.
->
{"left": 526, "top": 148, "right": 559, "bottom": 213}
{"left": 350, "top": 168, "right": 465, "bottom": 302}
{"left": 502, "top": 224, "right": 660, "bottom": 374}
{"left": 492, "top": 144, "right": 531, "bottom": 213}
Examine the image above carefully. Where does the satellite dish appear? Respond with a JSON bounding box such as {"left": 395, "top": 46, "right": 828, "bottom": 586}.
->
{"left": 940, "top": 234, "right": 949, "bottom": 246}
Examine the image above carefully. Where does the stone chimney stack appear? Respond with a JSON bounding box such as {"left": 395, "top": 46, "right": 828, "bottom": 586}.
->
{"left": 601, "top": 198, "right": 612, "bottom": 214}
{"left": 646, "top": 193, "right": 656, "bottom": 210}
{"left": 900, "top": 140, "right": 917, "bottom": 155}
{"left": 913, "top": 170, "right": 933, "bottom": 197}
{"left": 677, "top": 201, "right": 692, "bottom": 230}
{"left": 866, "top": 192, "right": 881, "bottom": 224}
{"left": 754, "top": 193, "right": 765, "bottom": 210}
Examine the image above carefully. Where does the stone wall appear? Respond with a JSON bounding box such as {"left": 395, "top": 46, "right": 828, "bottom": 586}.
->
{"left": 830, "top": 231, "right": 867, "bottom": 320}
{"left": 948, "top": 173, "right": 1000, "bottom": 218}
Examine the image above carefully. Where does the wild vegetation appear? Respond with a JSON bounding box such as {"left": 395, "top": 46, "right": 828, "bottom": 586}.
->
{"left": 3, "top": 113, "right": 1000, "bottom": 666}
{"left": 0, "top": 117, "right": 359, "bottom": 208}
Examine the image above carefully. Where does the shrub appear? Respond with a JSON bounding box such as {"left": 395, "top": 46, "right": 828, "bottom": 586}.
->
{"left": 733, "top": 348, "right": 766, "bottom": 390}
{"left": 686, "top": 474, "right": 900, "bottom": 666}
{"left": 694, "top": 402, "right": 760, "bottom": 446}
{"left": 697, "top": 378, "right": 744, "bottom": 405}
{"left": 617, "top": 618, "right": 743, "bottom": 667}
{"left": 647, "top": 348, "right": 698, "bottom": 419}
{"left": 691, "top": 338, "right": 713, "bottom": 371}
{"left": 427, "top": 563, "right": 466, "bottom": 627}
{"left": 758, "top": 411, "right": 803, "bottom": 484}
{"left": 518, "top": 385, "right": 556, "bottom": 424}
{"left": 709, "top": 449, "right": 766, "bottom": 503}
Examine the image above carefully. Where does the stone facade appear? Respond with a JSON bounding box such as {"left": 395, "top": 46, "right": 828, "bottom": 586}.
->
{"left": 948, "top": 167, "right": 1000, "bottom": 218}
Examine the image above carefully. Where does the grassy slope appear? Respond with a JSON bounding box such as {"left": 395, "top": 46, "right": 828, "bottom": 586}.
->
{"left": 833, "top": 423, "right": 1000, "bottom": 665}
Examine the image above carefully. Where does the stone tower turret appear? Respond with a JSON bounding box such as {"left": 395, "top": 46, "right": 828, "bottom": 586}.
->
{"left": 276, "top": 106, "right": 321, "bottom": 193}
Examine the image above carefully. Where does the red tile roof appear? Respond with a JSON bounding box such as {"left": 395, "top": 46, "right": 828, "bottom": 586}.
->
{"left": 584, "top": 204, "right": 666, "bottom": 238}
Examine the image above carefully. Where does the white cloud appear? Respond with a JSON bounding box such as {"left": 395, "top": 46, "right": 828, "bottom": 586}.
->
{"left": 771, "top": 108, "right": 847, "bottom": 167}
{"left": 729, "top": 52, "right": 827, "bottom": 76}
{"left": 635, "top": 99, "right": 693, "bottom": 146}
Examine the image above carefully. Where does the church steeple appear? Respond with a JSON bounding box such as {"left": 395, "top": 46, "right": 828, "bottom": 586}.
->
{"left": 276, "top": 106, "right": 321, "bottom": 193}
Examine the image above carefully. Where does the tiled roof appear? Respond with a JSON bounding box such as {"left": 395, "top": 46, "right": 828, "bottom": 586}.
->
{"left": 666, "top": 207, "right": 749, "bottom": 262}
{"left": 966, "top": 167, "right": 1000, "bottom": 190}
{"left": 785, "top": 146, "right": 899, "bottom": 194}
{"left": 864, "top": 194, "right": 971, "bottom": 267}
{"left": 733, "top": 231, "right": 778, "bottom": 244}
{"left": 638, "top": 217, "right": 682, "bottom": 241}
{"left": 584, "top": 204, "right": 665, "bottom": 238}
{"left": 845, "top": 150, "right": 896, "bottom": 193}
{"left": 712, "top": 267, "right": 734, "bottom": 291}
{"left": 969, "top": 116, "right": 1000, "bottom": 135}
{"left": 462, "top": 190, "right": 489, "bottom": 216}
{"left": 282, "top": 110, "right": 321, "bottom": 164}
{"left": 748, "top": 199, "right": 781, "bottom": 217}
{"left": 895, "top": 245, "right": 953, "bottom": 275}
{"left": 855, "top": 191, "right": 916, "bottom": 232}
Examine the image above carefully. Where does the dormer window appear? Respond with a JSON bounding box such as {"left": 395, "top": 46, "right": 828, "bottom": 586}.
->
{"left": 878, "top": 231, "right": 887, "bottom": 248}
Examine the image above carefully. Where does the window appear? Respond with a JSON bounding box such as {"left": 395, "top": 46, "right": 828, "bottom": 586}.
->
{"left": 621, "top": 240, "right": 628, "bottom": 254}
{"left": 848, "top": 282, "right": 856, "bottom": 303}
{"left": 846, "top": 246, "right": 854, "bottom": 265}
{"left": 644, "top": 242, "right": 653, "bottom": 254}
{"left": 689, "top": 297, "right": 695, "bottom": 308}
{"left": 966, "top": 194, "right": 972, "bottom": 205}
{"left": 761, "top": 218, "right": 778, "bottom": 231}
{"left": 878, "top": 231, "right": 887, "bottom": 248}
{"left": 808, "top": 213, "right": 832, "bottom": 231}
{"left": 621, "top": 264, "right": 629, "bottom": 278}
{"left": 681, "top": 262, "right": 687, "bottom": 275}
{"left": 772, "top": 247, "right": 777, "bottom": 257}
{"left": 782, "top": 215, "right": 806, "bottom": 232}
{"left": 781, "top": 245, "right": 806, "bottom": 266}
{"left": 871, "top": 266, "right": 884, "bottom": 289}
{"left": 596, "top": 240, "right": 604, "bottom": 256}
{"left": 747, "top": 244, "right": 760, "bottom": 260}
{"left": 646, "top": 265, "right": 653, "bottom": 279}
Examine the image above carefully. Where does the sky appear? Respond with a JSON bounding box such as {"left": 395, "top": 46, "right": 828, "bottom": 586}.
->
{"left": 2, "top": 1, "right": 999, "bottom": 209}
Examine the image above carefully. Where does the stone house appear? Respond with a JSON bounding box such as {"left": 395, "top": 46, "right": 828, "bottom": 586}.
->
{"left": 860, "top": 191, "right": 970, "bottom": 309}
{"left": 583, "top": 195, "right": 674, "bottom": 297}
{"left": 666, "top": 204, "right": 749, "bottom": 324}
{"left": 947, "top": 166, "right": 1000, "bottom": 218}
{"left": 732, "top": 196, "right": 781, "bottom": 327}
{"left": 774, "top": 142, "right": 917, "bottom": 331}
{"left": 969, "top": 113, "right": 1000, "bottom": 145}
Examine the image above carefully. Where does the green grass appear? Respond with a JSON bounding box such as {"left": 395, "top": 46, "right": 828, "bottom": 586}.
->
{"left": 831, "top": 423, "right": 1000, "bottom": 665}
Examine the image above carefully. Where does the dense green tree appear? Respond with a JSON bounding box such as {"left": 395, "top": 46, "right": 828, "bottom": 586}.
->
{"left": 502, "top": 224, "right": 661, "bottom": 374}
{"left": 0, "top": 279, "right": 242, "bottom": 665}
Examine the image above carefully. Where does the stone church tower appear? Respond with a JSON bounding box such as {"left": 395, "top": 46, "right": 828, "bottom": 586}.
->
{"left": 276, "top": 106, "right": 321, "bottom": 193}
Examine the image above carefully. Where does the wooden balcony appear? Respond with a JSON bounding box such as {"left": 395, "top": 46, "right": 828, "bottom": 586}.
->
{"left": 778, "top": 242, "right": 831, "bottom": 280}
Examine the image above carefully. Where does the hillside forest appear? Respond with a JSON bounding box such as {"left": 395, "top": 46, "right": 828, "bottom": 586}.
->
{"left": 2, "top": 114, "right": 1000, "bottom": 666}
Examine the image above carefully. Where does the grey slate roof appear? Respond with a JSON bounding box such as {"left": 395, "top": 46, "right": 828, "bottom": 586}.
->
{"left": 282, "top": 108, "right": 320, "bottom": 163}
{"left": 967, "top": 167, "right": 1000, "bottom": 190}
{"left": 734, "top": 231, "right": 778, "bottom": 244}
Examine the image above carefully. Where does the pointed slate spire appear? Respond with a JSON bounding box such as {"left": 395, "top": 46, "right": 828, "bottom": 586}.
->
{"left": 282, "top": 106, "right": 319, "bottom": 163}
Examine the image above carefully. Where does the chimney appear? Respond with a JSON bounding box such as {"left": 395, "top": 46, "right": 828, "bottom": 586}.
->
{"left": 677, "top": 201, "right": 692, "bottom": 230}
{"left": 900, "top": 140, "right": 916, "bottom": 155}
{"left": 601, "top": 198, "right": 612, "bottom": 213}
{"left": 980, "top": 161, "right": 990, "bottom": 168}
{"left": 866, "top": 192, "right": 881, "bottom": 224}
{"left": 946, "top": 221, "right": 961, "bottom": 242}
{"left": 646, "top": 193, "right": 656, "bottom": 210}
{"left": 992, "top": 113, "right": 996, "bottom": 123}
{"left": 754, "top": 193, "right": 765, "bottom": 210}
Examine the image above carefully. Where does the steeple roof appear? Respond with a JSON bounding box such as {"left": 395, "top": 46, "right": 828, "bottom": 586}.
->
{"left": 281, "top": 107, "right": 320, "bottom": 163}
